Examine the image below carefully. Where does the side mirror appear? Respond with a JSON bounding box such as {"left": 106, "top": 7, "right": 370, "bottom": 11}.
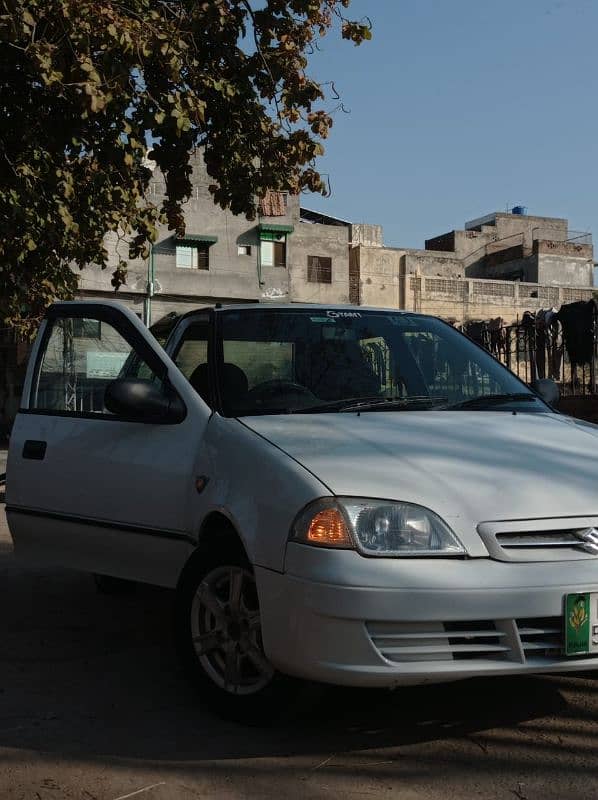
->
{"left": 531, "top": 378, "right": 560, "bottom": 407}
{"left": 104, "top": 378, "right": 186, "bottom": 424}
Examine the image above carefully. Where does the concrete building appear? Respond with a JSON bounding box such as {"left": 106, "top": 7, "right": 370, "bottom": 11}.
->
{"left": 354, "top": 209, "right": 594, "bottom": 324}
{"left": 78, "top": 154, "right": 594, "bottom": 328}
{"left": 78, "top": 152, "right": 380, "bottom": 323}
{"left": 428, "top": 210, "right": 593, "bottom": 287}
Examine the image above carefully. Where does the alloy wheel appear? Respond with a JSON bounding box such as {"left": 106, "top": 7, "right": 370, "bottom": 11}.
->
{"left": 190, "top": 565, "right": 274, "bottom": 695}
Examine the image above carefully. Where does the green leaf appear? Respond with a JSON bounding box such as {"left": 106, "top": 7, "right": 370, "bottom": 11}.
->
{"left": 0, "top": 0, "right": 367, "bottom": 330}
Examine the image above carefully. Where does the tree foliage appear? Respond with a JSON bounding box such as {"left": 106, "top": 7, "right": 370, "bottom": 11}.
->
{"left": 0, "top": 0, "right": 370, "bottom": 332}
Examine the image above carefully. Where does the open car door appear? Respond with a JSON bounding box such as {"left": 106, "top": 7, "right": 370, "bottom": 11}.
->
{"left": 6, "top": 301, "right": 211, "bottom": 587}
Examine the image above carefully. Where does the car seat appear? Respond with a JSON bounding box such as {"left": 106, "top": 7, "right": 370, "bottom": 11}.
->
{"left": 305, "top": 340, "right": 380, "bottom": 401}
{"left": 188, "top": 362, "right": 249, "bottom": 411}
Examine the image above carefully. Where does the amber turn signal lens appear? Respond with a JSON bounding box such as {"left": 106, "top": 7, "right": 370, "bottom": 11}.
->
{"left": 307, "top": 507, "right": 352, "bottom": 547}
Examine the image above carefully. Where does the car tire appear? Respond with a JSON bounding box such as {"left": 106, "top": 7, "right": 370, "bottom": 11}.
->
{"left": 175, "top": 542, "right": 298, "bottom": 724}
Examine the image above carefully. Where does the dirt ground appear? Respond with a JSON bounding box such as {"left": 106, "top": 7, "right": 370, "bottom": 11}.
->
{"left": 2, "top": 510, "right": 598, "bottom": 800}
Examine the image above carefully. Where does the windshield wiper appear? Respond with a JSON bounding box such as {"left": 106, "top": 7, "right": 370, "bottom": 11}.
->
{"left": 294, "top": 396, "right": 448, "bottom": 414}
{"left": 444, "top": 393, "right": 538, "bottom": 410}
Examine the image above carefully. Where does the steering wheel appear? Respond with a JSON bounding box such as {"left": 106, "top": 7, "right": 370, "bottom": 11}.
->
{"left": 246, "top": 380, "right": 315, "bottom": 406}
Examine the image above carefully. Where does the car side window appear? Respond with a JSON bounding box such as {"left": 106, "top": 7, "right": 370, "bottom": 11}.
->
{"left": 32, "top": 316, "right": 162, "bottom": 415}
{"left": 172, "top": 317, "right": 211, "bottom": 403}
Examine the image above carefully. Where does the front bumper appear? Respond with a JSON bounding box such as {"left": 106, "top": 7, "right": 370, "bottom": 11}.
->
{"left": 255, "top": 544, "right": 598, "bottom": 687}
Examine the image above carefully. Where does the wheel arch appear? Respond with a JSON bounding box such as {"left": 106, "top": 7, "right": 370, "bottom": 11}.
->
{"left": 177, "top": 510, "right": 250, "bottom": 588}
{"left": 198, "top": 510, "right": 248, "bottom": 555}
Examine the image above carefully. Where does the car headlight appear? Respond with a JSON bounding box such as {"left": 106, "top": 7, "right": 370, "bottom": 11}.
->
{"left": 292, "top": 497, "right": 465, "bottom": 557}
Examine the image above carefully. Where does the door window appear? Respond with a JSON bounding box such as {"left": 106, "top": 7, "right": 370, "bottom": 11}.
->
{"left": 32, "top": 315, "right": 162, "bottom": 415}
{"left": 171, "top": 316, "right": 211, "bottom": 404}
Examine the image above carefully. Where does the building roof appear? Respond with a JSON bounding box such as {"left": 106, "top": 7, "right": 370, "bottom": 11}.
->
{"left": 300, "top": 208, "right": 352, "bottom": 227}
{"left": 464, "top": 210, "right": 568, "bottom": 231}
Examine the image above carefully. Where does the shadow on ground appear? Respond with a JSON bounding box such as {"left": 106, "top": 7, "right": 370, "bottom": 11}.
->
{"left": 0, "top": 543, "right": 579, "bottom": 774}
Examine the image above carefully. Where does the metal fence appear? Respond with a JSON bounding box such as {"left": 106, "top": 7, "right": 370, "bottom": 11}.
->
{"left": 463, "top": 307, "right": 598, "bottom": 396}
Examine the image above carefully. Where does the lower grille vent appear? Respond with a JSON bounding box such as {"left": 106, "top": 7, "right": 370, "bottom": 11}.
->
{"left": 517, "top": 617, "right": 562, "bottom": 658}
{"left": 367, "top": 617, "right": 565, "bottom": 665}
{"left": 367, "top": 620, "right": 511, "bottom": 664}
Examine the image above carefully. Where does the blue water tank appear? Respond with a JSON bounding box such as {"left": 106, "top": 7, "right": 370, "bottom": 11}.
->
{"left": 512, "top": 205, "right": 527, "bottom": 215}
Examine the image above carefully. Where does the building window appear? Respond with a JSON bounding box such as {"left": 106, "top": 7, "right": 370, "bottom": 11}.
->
{"left": 237, "top": 245, "right": 252, "bottom": 256}
{"left": 261, "top": 234, "right": 286, "bottom": 268}
{"left": 307, "top": 255, "right": 332, "bottom": 283}
{"left": 176, "top": 244, "right": 209, "bottom": 270}
{"left": 176, "top": 246, "right": 196, "bottom": 269}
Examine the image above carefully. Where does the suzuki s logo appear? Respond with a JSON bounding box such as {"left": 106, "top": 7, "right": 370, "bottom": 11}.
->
{"left": 574, "top": 528, "right": 598, "bottom": 554}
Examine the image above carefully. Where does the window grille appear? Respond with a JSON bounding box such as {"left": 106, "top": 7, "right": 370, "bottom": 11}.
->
{"left": 473, "top": 281, "right": 515, "bottom": 298}
{"left": 307, "top": 255, "right": 332, "bottom": 283}
{"left": 425, "top": 278, "right": 467, "bottom": 297}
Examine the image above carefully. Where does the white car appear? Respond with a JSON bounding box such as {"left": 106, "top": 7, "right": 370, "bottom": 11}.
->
{"left": 7, "top": 301, "right": 598, "bottom": 719}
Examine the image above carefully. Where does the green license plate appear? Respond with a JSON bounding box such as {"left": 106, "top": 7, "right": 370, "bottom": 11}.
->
{"left": 565, "top": 593, "right": 598, "bottom": 656}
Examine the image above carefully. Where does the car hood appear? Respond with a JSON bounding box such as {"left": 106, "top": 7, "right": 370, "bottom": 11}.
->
{"left": 242, "top": 411, "right": 598, "bottom": 556}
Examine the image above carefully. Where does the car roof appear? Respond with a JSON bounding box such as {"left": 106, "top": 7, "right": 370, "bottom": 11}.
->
{"left": 176, "top": 302, "right": 420, "bottom": 318}
{"left": 50, "top": 299, "right": 417, "bottom": 316}
{"left": 215, "top": 303, "right": 410, "bottom": 313}
{"left": 48, "top": 299, "right": 433, "bottom": 328}
{"left": 155, "top": 303, "right": 435, "bottom": 334}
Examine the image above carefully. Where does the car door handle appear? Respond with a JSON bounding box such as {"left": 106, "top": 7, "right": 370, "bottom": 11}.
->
{"left": 22, "top": 440, "right": 47, "bottom": 460}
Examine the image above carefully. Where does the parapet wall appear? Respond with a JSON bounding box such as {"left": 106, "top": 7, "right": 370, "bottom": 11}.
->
{"left": 405, "top": 276, "right": 594, "bottom": 323}
{"left": 357, "top": 245, "right": 595, "bottom": 321}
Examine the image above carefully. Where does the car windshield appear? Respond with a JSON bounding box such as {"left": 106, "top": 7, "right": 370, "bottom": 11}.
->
{"left": 216, "top": 308, "right": 545, "bottom": 417}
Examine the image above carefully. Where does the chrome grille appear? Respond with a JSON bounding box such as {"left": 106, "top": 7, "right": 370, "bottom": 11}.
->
{"left": 477, "top": 518, "right": 598, "bottom": 562}
{"left": 496, "top": 530, "right": 584, "bottom": 548}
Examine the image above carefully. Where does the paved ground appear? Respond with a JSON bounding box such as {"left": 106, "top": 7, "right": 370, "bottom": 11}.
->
{"left": 2, "top": 508, "right": 598, "bottom": 799}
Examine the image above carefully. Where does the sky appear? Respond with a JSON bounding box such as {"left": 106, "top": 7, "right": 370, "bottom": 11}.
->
{"left": 302, "top": 0, "right": 598, "bottom": 251}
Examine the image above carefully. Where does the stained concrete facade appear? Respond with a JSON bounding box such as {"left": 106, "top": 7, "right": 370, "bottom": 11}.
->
{"left": 354, "top": 210, "right": 594, "bottom": 324}
{"left": 76, "top": 154, "right": 594, "bottom": 328}
{"left": 78, "top": 153, "right": 360, "bottom": 321}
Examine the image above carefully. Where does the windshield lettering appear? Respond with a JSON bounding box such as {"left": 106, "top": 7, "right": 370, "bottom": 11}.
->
{"left": 326, "top": 310, "right": 362, "bottom": 319}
